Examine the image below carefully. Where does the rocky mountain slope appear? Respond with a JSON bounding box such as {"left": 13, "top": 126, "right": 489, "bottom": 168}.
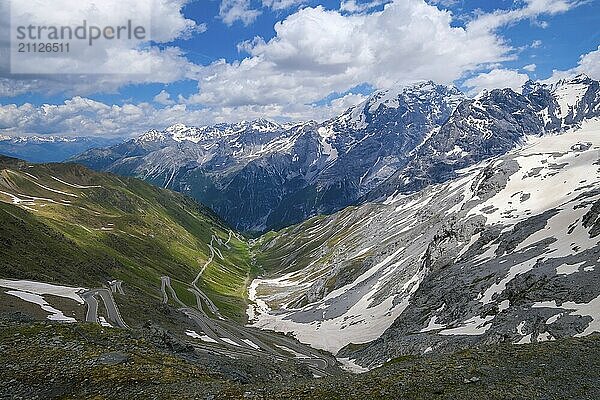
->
{"left": 3, "top": 316, "right": 599, "bottom": 399}
{"left": 247, "top": 118, "right": 600, "bottom": 369}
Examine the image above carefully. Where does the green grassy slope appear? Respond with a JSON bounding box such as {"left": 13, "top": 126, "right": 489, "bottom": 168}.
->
{"left": 0, "top": 156, "right": 252, "bottom": 322}
{"left": 252, "top": 204, "right": 376, "bottom": 278}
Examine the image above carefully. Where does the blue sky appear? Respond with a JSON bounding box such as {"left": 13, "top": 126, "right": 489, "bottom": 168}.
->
{"left": 0, "top": 0, "right": 599, "bottom": 136}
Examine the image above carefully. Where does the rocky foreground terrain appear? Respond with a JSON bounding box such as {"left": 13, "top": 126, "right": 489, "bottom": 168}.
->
{"left": 2, "top": 314, "right": 599, "bottom": 399}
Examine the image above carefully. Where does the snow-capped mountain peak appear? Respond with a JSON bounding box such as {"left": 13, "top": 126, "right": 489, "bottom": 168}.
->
{"left": 146, "top": 119, "right": 287, "bottom": 144}
{"left": 136, "top": 129, "right": 171, "bottom": 143}
{"left": 164, "top": 123, "right": 189, "bottom": 134}
{"left": 362, "top": 80, "right": 463, "bottom": 114}
{"left": 332, "top": 81, "right": 464, "bottom": 133}
{"left": 164, "top": 124, "right": 208, "bottom": 143}
{"left": 521, "top": 79, "right": 543, "bottom": 96}
{"left": 549, "top": 74, "right": 596, "bottom": 118}
{"left": 247, "top": 118, "right": 282, "bottom": 132}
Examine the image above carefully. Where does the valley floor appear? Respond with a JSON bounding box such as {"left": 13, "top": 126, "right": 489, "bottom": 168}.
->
{"left": 2, "top": 314, "right": 599, "bottom": 400}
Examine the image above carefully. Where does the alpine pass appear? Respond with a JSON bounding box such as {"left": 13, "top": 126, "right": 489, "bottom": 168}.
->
{"left": 1, "top": 0, "right": 600, "bottom": 399}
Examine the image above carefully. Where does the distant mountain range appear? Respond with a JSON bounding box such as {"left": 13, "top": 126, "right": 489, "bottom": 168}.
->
{"left": 69, "top": 81, "right": 463, "bottom": 232}
{"left": 0, "top": 136, "right": 121, "bottom": 163}
{"left": 71, "top": 75, "right": 600, "bottom": 233}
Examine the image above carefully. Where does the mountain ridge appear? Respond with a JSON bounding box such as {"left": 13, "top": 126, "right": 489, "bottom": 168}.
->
{"left": 70, "top": 81, "right": 465, "bottom": 231}
{"left": 70, "top": 75, "right": 600, "bottom": 232}
{"left": 247, "top": 117, "right": 600, "bottom": 369}
{"left": 0, "top": 135, "right": 121, "bottom": 163}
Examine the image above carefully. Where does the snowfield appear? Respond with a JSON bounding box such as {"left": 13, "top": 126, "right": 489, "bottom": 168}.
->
{"left": 0, "top": 279, "right": 85, "bottom": 304}
{"left": 0, "top": 280, "right": 86, "bottom": 323}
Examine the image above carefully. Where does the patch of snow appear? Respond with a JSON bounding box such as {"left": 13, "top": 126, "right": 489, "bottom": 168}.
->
{"left": 498, "top": 299, "right": 510, "bottom": 312}
{"left": 350, "top": 246, "right": 373, "bottom": 259}
{"left": 438, "top": 315, "right": 494, "bottom": 336}
{"left": 537, "top": 331, "right": 555, "bottom": 342}
{"left": 515, "top": 333, "right": 532, "bottom": 344}
{"left": 420, "top": 315, "right": 446, "bottom": 332}
{"left": 469, "top": 119, "right": 600, "bottom": 229}
{"left": 200, "top": 335, "right": 218, "bottom": 343}
{"left": 5, "top": 290, "right": 76, "bottom": 322}
{"left": 338, "top": 357, "right": 368, "bottom": 374}
{"left": 516, "top": 321, "right": 526, "bottom": 335}
{"left": 552, "top": 81, "right": 588, "bottom": 119}
{"left": 546, "top": 312, "right": 563, "bottom": 325}
{"left": 220, "top": 337, "right": 242, "bottom": 347}
{"left": 248, "top": 264, "right": 426, "bottom": 353}
{"left": 532, "top": 295, "right": 600, "bottom": 337}
{"left": 448, "top": 145, "right": 468, "bottom": 157}
{"left": 367, "top": 87, "right": 401, "bottom": 113}
{"left": 241, "top": 338, "right": 261, "bottom": 350}
{"left": 0, "top": 279, "right": 85, "bottom": 304}
{"left": 185, "top": 329, "right": 202, "bottom": 339}
{"left": 185, "top": 330, "right": 218, "bottom": 343}
{"left": 556, "top": 261, "right": 584, "bottom": 275}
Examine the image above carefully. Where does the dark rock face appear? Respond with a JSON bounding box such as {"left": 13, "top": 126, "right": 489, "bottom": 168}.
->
{"left": 93, "top": 351, "right": 130, "bottom": 365}
{"left": 72, "top": 75, "right": 600, "bottom": 232}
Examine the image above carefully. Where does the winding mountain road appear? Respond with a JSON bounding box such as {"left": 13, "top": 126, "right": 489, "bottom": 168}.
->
{"left": 160, "top": 230, "right": 339, "bottom": 376}
{"left": 108, "top": 280, "right": 124, "bottom": 295}
{"left": 81, "top": 288, "right": 128, "bottom": 329}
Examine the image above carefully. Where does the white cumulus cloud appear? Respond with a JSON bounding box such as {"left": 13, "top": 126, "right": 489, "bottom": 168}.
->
{"left": 0, "top": 93, "right": 371, "bottom": 137}
{"left": 340, "top": 0, "right": 390, "bottom": 13}
{"left": 195, "top": 1, "right": 510, "bottom": 109}
{"left": 463, "top": 68, "right": 530, "bottom": 96}
{"left": 543, "top": 45, "right": 600, "bottom": 82}
{"left": 1, "top": 0, "right": 204, "bottom": 96}
{"left": 154, "top": 90, "right": 176, "bottom": 105}
{"left": 262, "top": 0, "right": 305, "bottom": 11}
{"left": 219, "top": 0, "right": 262, "bottom": 26}
{"left": 192, "top": 0, "right": 579, "bottom": 112}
